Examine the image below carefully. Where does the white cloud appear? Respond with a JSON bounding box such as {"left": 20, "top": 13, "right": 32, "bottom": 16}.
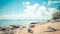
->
{"left": 0, "top": 2, "right": 57, "bottom": 20}
{"left": 38, "top": 5, "right": 46, "bottom": 11}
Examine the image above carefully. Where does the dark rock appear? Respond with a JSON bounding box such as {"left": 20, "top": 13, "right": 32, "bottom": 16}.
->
{"left": 0, "top": 26, "right": 16, "bottom": 34}
{"left": 29, "top": 24, "right": 35, "bottom": 28}
{"left": 47, "top": 20, "right": 50, "bottom": 22}
{"left": 1, "top": 28, "right": 6, "bottom": 31}
{"left": 10, "top": 25, "right": 20, "bottom": 29}
{"left": 28, "top": 28, "right": 33, "bottom": 33}
{"left": 48, "top": 26, "right": 56, "bottom": 32}
{"left": 30, "top": 22, "right": 39, "bottom": 24}
{"left": 10, "top": 28, "right": 15, "bottom": 30}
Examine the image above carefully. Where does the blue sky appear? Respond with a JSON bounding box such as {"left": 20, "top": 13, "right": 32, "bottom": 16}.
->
{"left": 0, "top": 0, "right": 60, "bottom": 20}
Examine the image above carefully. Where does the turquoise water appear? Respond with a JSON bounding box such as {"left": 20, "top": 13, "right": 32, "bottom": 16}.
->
{"left": 0, "top": 20, "right": 40, "bottom": 26}
{"left": 0, "top": 19, "right": 47, "bottom": 27}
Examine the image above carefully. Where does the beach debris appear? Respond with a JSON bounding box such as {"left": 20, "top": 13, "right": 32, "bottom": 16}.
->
{"left": 48, "top": 26, "right": 56, "bottom": 32}
{"left": 28, "top": 28, "right": 33, "bottom": 33}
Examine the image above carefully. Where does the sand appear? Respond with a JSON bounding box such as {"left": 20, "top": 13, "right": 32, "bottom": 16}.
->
{"left": 14, "top": 22, "right": 60, "bottom": 34}
{"left": 0, "top": 19, "right": 60, "bottom": 34}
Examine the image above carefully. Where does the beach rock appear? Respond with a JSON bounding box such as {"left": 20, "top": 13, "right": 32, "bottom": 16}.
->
{"left": 51, "top": 20, "right": 55, "bottom": 23}
{"left": 0, "top": 26, "right": 16, "bottom": 34}
{"left": 55, "top": 19, "right": 60, "bottom": 22}
{"left": 29, "top": 24, "right": 35, "bottom": 28}
{"left": 5, "top": 32, "right": 14, "bottom": 34}
{"left": 51, "top": 19, "right": 60, "bottom": 23}
{"left": 1, "top": 28, "right": 6, "bottom": 31}
{"left": 22, "top": 26, "right": 26, "bottom": 28}
{"left": 30, "top": 22, "right": 39, "bottom": 24}
{"left": 0, "top": 27, "right": 3, "bottom": 31}
{"left": 47, "top": 20, "right": 50, "bottom": 22}
{"left": 28, "top": 28, "right": 33, "bottom": 33}
{"left": 4, "top": 30, "right": 15, "bottom": 34}
{"left": 19, "top": 26, "right": 26, "bottom": 30}
{"left": 48, "top": 26, "right": 56, "bottom": 32}
{"left": 10, "top": 25, "right": 20, "bottom": 29}
{"left": 0, "top": 31, "right": 4, "bottom": 34}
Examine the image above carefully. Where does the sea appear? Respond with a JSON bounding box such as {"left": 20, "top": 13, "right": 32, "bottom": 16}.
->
{"left": 0, "top": 19, "right": 48, "bottom": 27}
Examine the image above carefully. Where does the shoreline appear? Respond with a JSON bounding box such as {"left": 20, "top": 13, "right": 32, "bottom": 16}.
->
{"left": 0, "top": 19, "right": 60, "bottom": 34}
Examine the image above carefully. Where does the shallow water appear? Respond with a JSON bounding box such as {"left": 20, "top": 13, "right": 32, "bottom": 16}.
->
{"left": 0, "top": 19, "right": 47, "bottom": 27}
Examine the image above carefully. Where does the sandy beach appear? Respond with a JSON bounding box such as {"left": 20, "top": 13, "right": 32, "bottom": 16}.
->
{"left": 0, "top": 19, "right": 60, "bottom": 34}
{"left": 0, "top": 0, "right": 60, "bottom": 34}
{"left": 14, "top": 21, "right": 60, "bottom": 34}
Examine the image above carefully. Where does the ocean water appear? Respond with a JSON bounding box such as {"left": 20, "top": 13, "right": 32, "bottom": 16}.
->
{"left": 0, "top": 19, "right": 47, "bottom": 27}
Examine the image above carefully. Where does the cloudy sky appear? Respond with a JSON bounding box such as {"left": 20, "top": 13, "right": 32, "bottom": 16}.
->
{"left": 0, "top": 0, "right": 60, "bottom": 20}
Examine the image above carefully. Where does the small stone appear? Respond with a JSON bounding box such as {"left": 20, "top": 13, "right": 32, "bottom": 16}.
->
{"left": 28, "top": 28, "right": 33, "bottom": 33}
{"left": 48, "top": 26, "right": 56, "bottom": 32}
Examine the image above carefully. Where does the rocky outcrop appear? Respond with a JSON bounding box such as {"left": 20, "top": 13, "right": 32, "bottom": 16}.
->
{"left": 0, "top": 27, "right": 15, "bottom": 34}
{"left": 30, "top": 22, "right": 40, "bottom": 24}
{"left": 10, "top": 25, "right": 20, "bottom": 29}
{"left": 51, "top": 19, "right": 60, "bottom": 23}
